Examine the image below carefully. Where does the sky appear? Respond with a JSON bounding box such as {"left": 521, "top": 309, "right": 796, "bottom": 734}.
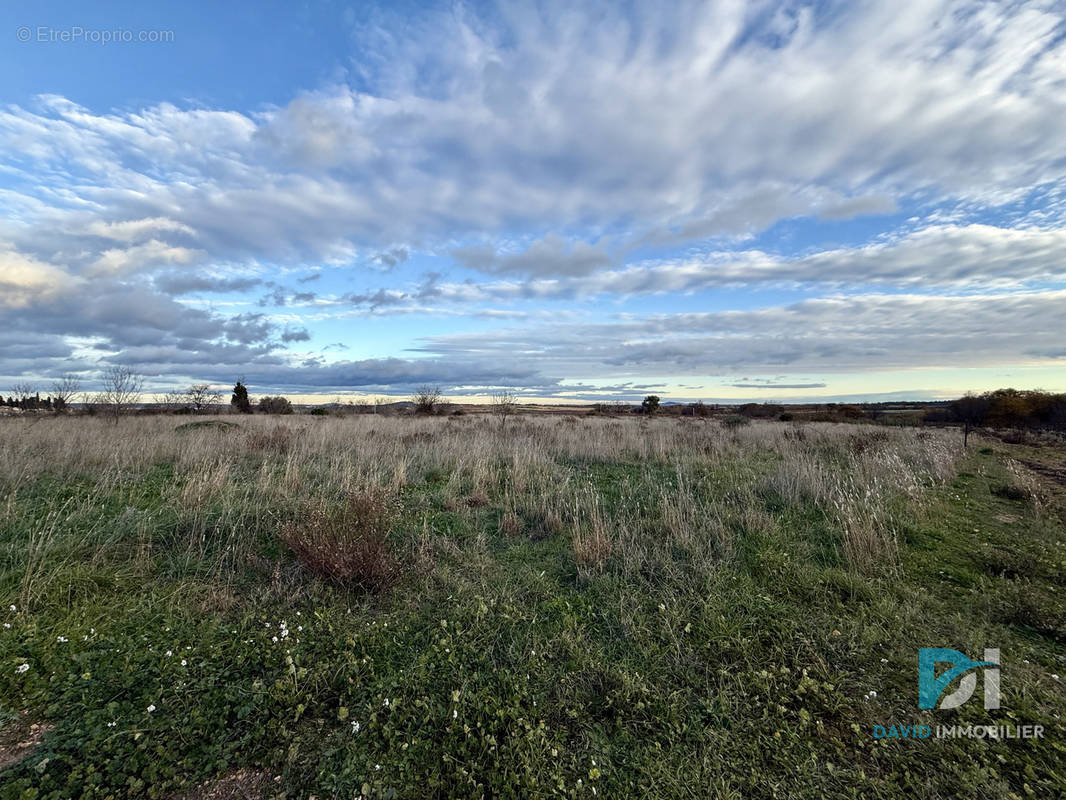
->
{"left": 1, "top": 0, "right": 1065, "bottom": 404}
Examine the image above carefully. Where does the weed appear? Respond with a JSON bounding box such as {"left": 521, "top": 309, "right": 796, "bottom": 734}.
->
{"left": 281, "top": 487, "right": 399, "bottom": 591}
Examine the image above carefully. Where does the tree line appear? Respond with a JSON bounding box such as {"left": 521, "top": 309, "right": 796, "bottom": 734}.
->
{"left": 925, "top": 388, "right": 1066, "bottom": 446}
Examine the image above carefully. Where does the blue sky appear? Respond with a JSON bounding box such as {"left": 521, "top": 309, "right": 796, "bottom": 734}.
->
{"left": 2, "top": 0, "right": 1065, "bottom": 402}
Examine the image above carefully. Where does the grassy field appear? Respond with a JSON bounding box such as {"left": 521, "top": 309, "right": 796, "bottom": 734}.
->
{"left": 0, "top": 414, "right": 1064, "bottom": 798}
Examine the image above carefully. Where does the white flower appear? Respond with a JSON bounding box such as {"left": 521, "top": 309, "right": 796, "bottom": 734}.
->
{"left": 165, "top": 650, "right": 172, "bottom": 657}
{"left": 146, "top": 704, "right": 156, "bottom": 713}
{"left": 181, "top": 659, "right": 187, "bottom": 667}
{"left": 8, "top": 605, "right": 15, "bottom": 612}
{"left": 271, "top": 636, "right": 278, "bottom": 643}
{"left": 1053, "top": 674, "right": 1061, "bottom": 681}
{"left": 452, "top": 709, "right": 457, "bottom": 719}
{"left": 107, "top": 721, "right": 116, "bottom": 728}
{"left": 56, "top": 636, "right": 68, "bottom": 643}
{"left": 351, "top": 721, "right": 361, "bottom": 733}
{"left": 3, "top": 623, "right": 10, "bottom": 629}
{"left": 16, "top": 663, "right": 29, "bottom": 674}
{"left": 383, "top": 698, "right": 390, "bottom": 707}
{"left": 869, "top": 690, "right": 877, "bottom": 698}
{"left": 375, "top": 764, "right": 381, "bottom": 771}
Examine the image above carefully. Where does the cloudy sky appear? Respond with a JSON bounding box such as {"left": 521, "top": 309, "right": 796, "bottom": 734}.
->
{"left": 2, "top": 0, "right": 1065, "bottom": 403}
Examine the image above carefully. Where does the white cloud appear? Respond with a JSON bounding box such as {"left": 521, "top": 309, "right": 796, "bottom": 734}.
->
{"left": 1, "top": 1, "right": 1065, "bottom": 394}
{"left": 414, "top": 290, "right": 1066, "bottom": 377}
{"left": 0, "top": 0, "right": 1062, "bottom": 275}
{"left": 0, "top": 249, "right": 73, "bottom": 308}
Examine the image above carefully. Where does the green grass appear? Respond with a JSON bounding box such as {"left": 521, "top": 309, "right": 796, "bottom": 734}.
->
{"left": 1, "top": 418, "right": 1064, "bottom": 798}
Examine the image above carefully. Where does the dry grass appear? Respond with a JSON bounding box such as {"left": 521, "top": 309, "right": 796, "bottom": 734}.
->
{"left": 0, "top": 414, "right": 962, "bottom": 587}
{"left": 280, "top": 487, "right": 399, "bottom": 590}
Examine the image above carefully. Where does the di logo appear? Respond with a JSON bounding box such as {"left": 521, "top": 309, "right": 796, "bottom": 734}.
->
{"left": 918, "top": 648, "right": 1000, "bottom": 710}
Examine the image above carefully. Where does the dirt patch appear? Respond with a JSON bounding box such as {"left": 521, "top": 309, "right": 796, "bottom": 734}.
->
{"left": 171, "top": 768, "right": 278, "bottom": 800}
{"left": 0, "top": 710, "right": 52, "bottom": 771}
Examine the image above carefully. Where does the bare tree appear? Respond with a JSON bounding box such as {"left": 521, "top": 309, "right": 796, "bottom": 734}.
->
{"left": 185, "top": 383, "right": 221, "bottom": 413}
{"left": 374, "top": 396, "right": 390, "bottom": 415}
{"left": 10, "top": 382, "right": 36, "bottom": 404}
{"left": 97, "top": 365, "right": 144, "bottom": 421}
{"left": 155, "top": 392, "right": 183, "bottom": 412}
{"left": 412, "top": 385, "right": 443, "bottom": 414}
{"left": 50, "top": 374, "right": 81, "bottom": 412}
{"left": 490, "top": 389, "right": 519, "bottom": 427}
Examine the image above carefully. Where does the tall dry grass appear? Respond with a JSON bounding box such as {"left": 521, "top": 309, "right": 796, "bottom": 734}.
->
{"left": 0, "top": 414, "right": 962, "bottom": 598}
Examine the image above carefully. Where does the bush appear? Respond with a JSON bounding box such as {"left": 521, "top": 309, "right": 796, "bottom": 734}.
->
{"left": 281, "top": 488, "right": 399, "bottom": 590}
{"left": 258, "top": 396, "right": 294, "bottom": 414}
{"left": 690, "top": 401, "right": 710, "bottom": 418}
{"left": 412, "top": 385, "right": 443, "bottom": 414}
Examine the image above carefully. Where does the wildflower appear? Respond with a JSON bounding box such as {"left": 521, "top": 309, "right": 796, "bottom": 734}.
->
{"left": 880, "top": 658, "right": 888, "bottom": 664}
{"left": 56, "top": 635, "right": 68, "bottom": 643}
{"left": 165, "top": 650, "right": 172, "bottom": 657}
{"left": 8, "top": 605, "right": 15, "bottom": 612}
{"left": 181, "top": 659, "right": 187, "bottom": 667}
{"left": 375, "top": 764, "right": 381, "bottom": 771}
{"left": 272, "top": 636, "right": 279, "bottom": 643}
{"left": 107, "top": 721, "right": 116, "bottom": 728}
{"left": 383, "top": 698, "right": 390, "bottom": 707}
{"left": 351, "top": 721, "right": 361, "bottom": 733}
{"left": 3, "top": 623, "right": 10, "bottom": 629}
{"left": 452, "top": 709, "right": 458, "bottom": 719}
{"left": 16, "top": 663, "right": 29, "bottom": 674}
{"left": 147, "top": 704, "right": 156, "bottom": 713}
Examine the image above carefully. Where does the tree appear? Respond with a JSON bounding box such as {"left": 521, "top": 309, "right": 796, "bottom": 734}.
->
{"left": 412, "top": 385, "right": 443, "bottom": 414}
{"left": 258, "top": 396, "right": 294, "bottom": 414}
{"left": 490, "top": 389, "right": 519, "bottom": 427}
{"left": 951, "top": 393, "right": 991, "bottom": 448}
{"left": 641, "top": 395, "right": 661, "bottom": 415}
{"left": 185, "top": 384, "right": 221, "bottom": 413}
{"left": 97, "top": 365, "right": 144, "bottom": 422}
{"left": 231, "top": 379, "right": 252, "bottom": 414}
{"left": 51, "top": 374, "right": 81, "bottom": 412}
{"left": 10, "top": 382, "right": 37, "bottom": 409}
